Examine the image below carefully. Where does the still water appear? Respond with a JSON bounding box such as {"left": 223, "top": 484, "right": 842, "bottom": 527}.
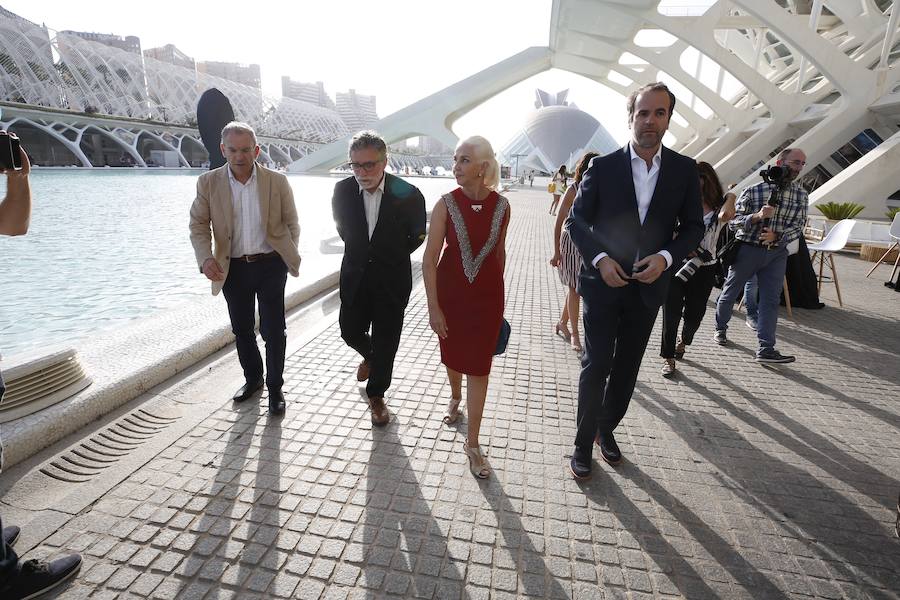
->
{"left": 0, "top": 169, "right": 452, "bottom": 358}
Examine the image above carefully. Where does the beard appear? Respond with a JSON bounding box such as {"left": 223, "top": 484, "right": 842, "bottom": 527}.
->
{"left": 635, "top": 130, "right": 662, "bottom": 148}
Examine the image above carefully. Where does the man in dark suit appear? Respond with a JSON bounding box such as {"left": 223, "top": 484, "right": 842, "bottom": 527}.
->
{"left": 565, "top": 83, "right": 704, "bottom": 479}
{"left": 332, "top": 131, "right": 427, "bottom": 425}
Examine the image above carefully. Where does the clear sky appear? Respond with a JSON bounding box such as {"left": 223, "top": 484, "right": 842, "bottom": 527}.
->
{"left": 4, "top": 0, "right": 664, "bottom": 148}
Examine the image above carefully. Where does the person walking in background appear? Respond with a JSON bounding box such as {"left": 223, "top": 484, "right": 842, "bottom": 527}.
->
{"left": 548, "top": 164, "right": 567, "bottom": 215}
{"left": 659, "top": 161, "right": 735, "bottom": 378}
{"left": 190, "top": 121, "right": 300, "bottom": 416}
{"left": 528, "top": 170, "right": 534, "bottom": 187}
{"left": 423, "top": 136, "right": 510, "bottom": 479}
{"left": 332, "top": 131, "right": 427, "bottom": 426}
{"left": 565, "top": 82, "right": 703, "bottom": 479}
{"left": 550, "top": 151, "right": 599, "bottom": 356}
{"left": 714, "top": 147, "right": 809, "bottom": 364}
{"left": 0, "top": 138, "right": 83, "bottom": 599}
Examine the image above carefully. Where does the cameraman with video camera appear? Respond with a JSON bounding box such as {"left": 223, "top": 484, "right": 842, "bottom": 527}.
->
{"left": 713, "top": 148, "right": 808, "bottom": 364}
{"left": 0, "top": 132, "right": 83, "bottom": 599}
{"left": 658, "top": 161, "right": 735, "bottom": 378}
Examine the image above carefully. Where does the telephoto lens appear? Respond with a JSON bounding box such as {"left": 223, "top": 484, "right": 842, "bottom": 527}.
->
{"left": 675, "top": 248, "right": 714, "bottom": 283}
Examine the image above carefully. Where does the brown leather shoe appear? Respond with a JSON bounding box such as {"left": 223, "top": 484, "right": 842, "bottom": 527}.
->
{"left": 357, "top": 360, "right": 370, "bottom": 382}
{"left": 368, "top": 396, "right": 389, "bottom": 426}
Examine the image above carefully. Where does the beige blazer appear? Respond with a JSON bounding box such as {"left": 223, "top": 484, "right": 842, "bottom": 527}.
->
{"left": 189, "top": 163, "right": 301, "bottom": 296}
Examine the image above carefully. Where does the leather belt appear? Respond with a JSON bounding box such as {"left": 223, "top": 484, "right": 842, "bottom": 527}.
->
{"left": 233, "top": 251, "right": 278, "bottom": 262}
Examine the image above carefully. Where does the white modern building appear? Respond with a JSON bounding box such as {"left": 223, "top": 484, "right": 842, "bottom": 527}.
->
{"left": 0, "top": 9, "right": 350, "bottom": 167}
{"left": 143, "top": 44, "right": 196, "bottom": 71}
{"left": 498, "top": 88, "right": 619, "bottom": 175}
{"left": 197, "top": 61, "right": 261, "bottom": 91}
{"left": 336, "top": 89, "right": 379, "bottom": 133}
{"left": 293, "top": 0, "right": 900, "bottom": 221}
{"left": 60, "top": 29, "right": 141, "bottom": 55}
{"left": 281, "top": 78, "right": 336, "bottom": 110}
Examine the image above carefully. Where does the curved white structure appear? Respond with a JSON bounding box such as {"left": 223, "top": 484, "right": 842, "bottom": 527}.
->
{"left": 293, "top": 0, "right": 900, "bottom": 218}
{"left": 498, "top": 90, "right": 619, "bottom": 174}
{"left": 0, "top": 12, "right": 350, "bottom": 166}
{"left": 289, "top": 46, "right": 554, "bottom": 173}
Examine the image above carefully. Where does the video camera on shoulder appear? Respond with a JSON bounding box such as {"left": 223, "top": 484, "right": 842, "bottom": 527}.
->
{"left": 759, "top": 164, "right": 790, "bottom": 189}
{"left": 0, "top": 130, "right": 23, "bottom": 171}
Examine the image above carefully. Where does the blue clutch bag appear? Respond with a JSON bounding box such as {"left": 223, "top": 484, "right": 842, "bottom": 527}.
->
{"left": 493, "top": 318, "right": 511, "bottom": 355}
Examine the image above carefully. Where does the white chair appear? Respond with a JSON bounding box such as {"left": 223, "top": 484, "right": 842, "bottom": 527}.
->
{"left": 807, "top": 219, "right": 856, "bottom": 307}
{"left": 865, "top": 213, "right": 900, "bottom": 281}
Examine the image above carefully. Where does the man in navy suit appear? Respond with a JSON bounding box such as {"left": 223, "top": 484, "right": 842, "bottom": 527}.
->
{"left": 565, "top": 83, "right": 704, "bottom": 479}
{"left": 332, "top": 131, "right": 427, "bottom": 425}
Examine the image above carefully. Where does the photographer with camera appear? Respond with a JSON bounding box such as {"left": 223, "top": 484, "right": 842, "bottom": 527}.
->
{"left": 713, "top": 148, "right": 809, "bottom": 364}
{"left": 0, "top": 133, "right": 83, "bottom": 599}
{"left": 659, "top": 162, "right": 735, "bottom": 378}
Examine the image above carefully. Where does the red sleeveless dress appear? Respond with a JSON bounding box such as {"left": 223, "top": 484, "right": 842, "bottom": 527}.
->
{"left": 436, "top": 188, "right": 509, "bottom": 376}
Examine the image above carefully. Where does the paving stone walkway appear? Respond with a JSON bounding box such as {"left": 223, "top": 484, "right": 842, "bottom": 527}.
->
{"left": 5, "top": 186, "right": 900, "bottom": 599}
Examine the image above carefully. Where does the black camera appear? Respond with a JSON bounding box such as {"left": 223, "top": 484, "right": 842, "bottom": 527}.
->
{"left": 675, "top": 247, "right": 714, "bottom": 283}
{"left": 0, "top": 131, "right": 23, "bottom": 171}
{"left": 759, "top": 164, "right": 790, "bottom": 187}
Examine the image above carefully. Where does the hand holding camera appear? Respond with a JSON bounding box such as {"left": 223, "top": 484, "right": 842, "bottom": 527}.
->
{"left": 0, "top": 130, "right": 30, "bottom": 178}
{"left": 754, "top": 205, "right": 775, "bottom": 222}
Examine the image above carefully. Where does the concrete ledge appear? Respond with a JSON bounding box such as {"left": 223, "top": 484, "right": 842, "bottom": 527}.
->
{"left": 0, "top": 261, "right": 341, "bottom": 469}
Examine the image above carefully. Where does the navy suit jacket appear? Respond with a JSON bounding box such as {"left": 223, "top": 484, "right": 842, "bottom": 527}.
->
{"left": 565, "top": 145, "right": 704, "bottom": 308}
{"left": 332, "top": 172, "right": 427, "bottom": 307}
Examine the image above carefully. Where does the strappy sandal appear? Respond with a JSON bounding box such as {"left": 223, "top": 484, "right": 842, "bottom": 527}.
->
{"left": 675, "top": 339, "right": 686, "bottom": 360}
{"left": 555, "top": 322, "right": 571, "bottom": 341}
{"left": 442, "top": 396, "right": 463, "bottom": 424}
{"left": 463, "top": 439, "right": 490, "bottom": 479}
{"left": 571, "top": 334, "right": 583, "bottom": 355}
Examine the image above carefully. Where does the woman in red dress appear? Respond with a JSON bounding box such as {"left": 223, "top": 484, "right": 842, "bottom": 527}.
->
{"left": 423, "top": 135, "right": 510, "bottom": 479}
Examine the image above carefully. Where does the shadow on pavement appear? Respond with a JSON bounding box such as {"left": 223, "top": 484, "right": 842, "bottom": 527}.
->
{"left": 361, "top": 419, "right": 465, "bottom": 599}
{"left": 685, "top": 363, "right": 899, "bottom": 508}
{"left": 636, "top": 381, "right": 900, "bottom": 595}
{"left": 580, "top": 462, "right": 787, "bottom": 599}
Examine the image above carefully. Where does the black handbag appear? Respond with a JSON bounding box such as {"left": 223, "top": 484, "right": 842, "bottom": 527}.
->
{"left": 493, "top": 318, "right": 511, "bottom": 355}
{"left": 713, "top": 228, "right": 739, "bottom": 289}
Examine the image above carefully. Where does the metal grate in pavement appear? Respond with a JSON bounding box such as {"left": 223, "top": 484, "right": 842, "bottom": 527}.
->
{"left": 39, "top": 406, "right": 181, "bottom": 483}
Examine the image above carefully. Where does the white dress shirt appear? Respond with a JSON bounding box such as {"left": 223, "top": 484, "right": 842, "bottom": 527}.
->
{"left": 592, "top": 143, "right": 673, "bottom": 270}
{"left": 360, "top": 175, "right": 386, "bottom": 240}
{"left": 228, "top": 163, "right": 273, "bottom": 258}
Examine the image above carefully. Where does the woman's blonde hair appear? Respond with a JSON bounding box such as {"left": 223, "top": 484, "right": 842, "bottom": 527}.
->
{"left": 457, "top": 135, "right": 500, "bottom": 190}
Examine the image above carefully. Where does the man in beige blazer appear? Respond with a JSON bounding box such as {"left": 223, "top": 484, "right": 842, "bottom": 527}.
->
{"left": 189, "top": 121, "right": 300, "bottom": 415}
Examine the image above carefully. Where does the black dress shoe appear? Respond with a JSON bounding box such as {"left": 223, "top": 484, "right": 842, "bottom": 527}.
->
{"left": 0, "top": 554, "right": 82, "bottom": 599}
{"left": 3, "top": 525, "right": 20, "bottom": 547}
{"left": 268, "top": 389, "right": 286, "bottom": 416}
{"left": 569, "top": 447, "right": 592, "bottom": 480}
{"left": 232, "top": 378, "right": 264, "bottom": 402}
{"left": 596, "top": 432, "right": 622, "bottom": 466}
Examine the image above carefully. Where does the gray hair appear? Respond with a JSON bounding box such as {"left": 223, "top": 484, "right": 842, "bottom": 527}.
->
{"left": 348, "top": 130, "right": 387, "bottom": 158}
{"left": 221, "top": 121, "right": 257, "bottom": 145}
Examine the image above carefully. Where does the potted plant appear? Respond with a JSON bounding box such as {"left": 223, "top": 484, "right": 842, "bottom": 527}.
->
{"left": 815, "top": 201, "right": 864, "bottom": 234}
{"left": 887, "top": 207, "right": 899, "bottom": 221}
